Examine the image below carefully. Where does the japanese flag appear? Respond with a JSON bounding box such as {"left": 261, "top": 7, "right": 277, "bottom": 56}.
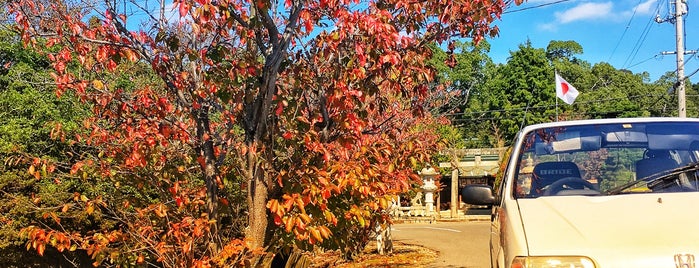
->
{"left": 555, "top": 73, "right": 579, "bottom": 105}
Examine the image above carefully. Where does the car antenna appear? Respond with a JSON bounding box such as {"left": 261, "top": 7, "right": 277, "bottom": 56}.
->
{"left": 519, "top": 99, "right": 531, "bottom": 132}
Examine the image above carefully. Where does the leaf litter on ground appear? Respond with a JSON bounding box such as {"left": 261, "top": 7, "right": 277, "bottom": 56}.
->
{"left": 308, "top": 241, "right": 438, "bottom": 268}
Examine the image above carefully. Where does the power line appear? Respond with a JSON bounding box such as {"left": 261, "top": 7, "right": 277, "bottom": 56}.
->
{"left": 626, "top": 54, "right": 662, "bottom": 69}
{"left": 450, "top": 104, "right": 676, "bottom": 122}
{"left": 686, "top": 67, "right": 699, "bottom": 80}
{"left": 622, "top": 9, "right": 657, "bottom": 68}
{"left": 449, "top": 99, "right": 683, "bottom": 122}
{"left": 663, "top": 46, "right": 699, "bottom": 78}
{"left": 608, "top": 0, "right": 655, "bottom": 63}
{"left": 443, "top": 93, "right": 672, "bottom": 118}
{"left": 503, "top": 0, "right": 575, "bottom": 14}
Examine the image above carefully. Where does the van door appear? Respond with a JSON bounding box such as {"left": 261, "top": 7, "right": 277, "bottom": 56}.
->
{"left": 490, "top": 150, "right": 511, "bottom": 268}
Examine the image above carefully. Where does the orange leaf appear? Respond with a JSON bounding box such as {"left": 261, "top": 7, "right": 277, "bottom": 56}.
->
{"left": 220, "top": 197, "right": 229, "bottom": 206}
{"left": 319, "top": 226, "right": 331, "bottom": 239}
{"left": 284, "top": 217, "right": 294, "bottom": 232}
{"left": 197, "top": 156, "right": 206, "bottom": 168}
{"left": 154, "top": 204, "right": 167, "bottom": 217}
{"left": 310, "top": 228, "right": 322, "bottom": 242}
{"left": 267, "top": 199, "right": 278, "bottom": 213}
{"left": 70, "top": 162, "right": 84, "bottom": 175}
{"left": 37, "top": 243, "right": 45, "bottom": 256}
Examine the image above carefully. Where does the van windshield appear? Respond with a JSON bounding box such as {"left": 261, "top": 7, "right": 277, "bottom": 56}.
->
{"left": 514, "top": 122, "right": 699, "bottom": 198}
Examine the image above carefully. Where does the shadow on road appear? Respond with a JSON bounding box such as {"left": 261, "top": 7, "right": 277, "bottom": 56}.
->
{"left": 463, "top": 207, "right": 491, "bottom": 216}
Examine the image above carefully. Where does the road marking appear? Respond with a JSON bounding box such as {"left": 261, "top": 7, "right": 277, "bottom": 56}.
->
{"left": 392, "top": 226, "right": 462, "bottom": 233}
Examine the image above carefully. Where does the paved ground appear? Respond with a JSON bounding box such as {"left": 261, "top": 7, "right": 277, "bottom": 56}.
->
{"left": 391, "top": 221, "right": 490, "bottom": 268}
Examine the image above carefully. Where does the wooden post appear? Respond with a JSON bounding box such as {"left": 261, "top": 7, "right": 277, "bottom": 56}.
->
{"left": 435, "top": 191, "right": 441, "bottom": 219}
{"left": 451, "top": 168, "right": 459, "bottom": 218}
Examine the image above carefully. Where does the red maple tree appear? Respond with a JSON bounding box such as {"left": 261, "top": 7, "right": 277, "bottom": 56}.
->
{"left": 9, "top": 0, "right": 516, "bottom": 265}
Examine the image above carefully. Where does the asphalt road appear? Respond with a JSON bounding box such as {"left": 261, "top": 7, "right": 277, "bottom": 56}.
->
{"left": 391, "top": 221, "right": 490, "bottom": 268}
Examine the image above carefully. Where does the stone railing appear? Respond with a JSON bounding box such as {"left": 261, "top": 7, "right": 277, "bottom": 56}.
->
{"left": 392, "top": 205, "right": 427, "bottom": 217}
{"left": 387, "top": 194, "right": 432, "bottom": 218}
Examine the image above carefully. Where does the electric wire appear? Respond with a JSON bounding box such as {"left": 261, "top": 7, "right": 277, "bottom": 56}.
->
{"left": 686, "top": 66, "right": 699, "bottom": 80}
{"left": 608, "top": 0, "right": 647, "bottom": 63}
{"left": 626, "top": 54, "right": 662, "bottom": 69}
{"left": 449, "top": 101, "right": 685, "bottom": 122}
{"left": 442, "top": 93, "right": 674, "bottom": 118}
{"left": 662, "top": 45, "right": 699, "bottom": 86}
{"left": 622, "top": 9, "right": 657, "bottom": 68}
{"left": 503, "top": 0, "right": 575, "bottom": 14}
{"left": 684, "top": 48, "right": 699, "bottom": 79}
{"left": 447, "top": 91, "right": 699, "bottom": 122}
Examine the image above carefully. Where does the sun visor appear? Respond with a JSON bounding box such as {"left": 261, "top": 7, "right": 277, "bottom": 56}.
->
{"left": 648, "top": 134, "right": 699, "bottom": 150}
{"left": 535, "top": 132, "right": 601, "bottom": 154}
{"left": 647, "top": 124, "right": 699, "bottom": 150}
{"left": 605, "top": 131, "right": 648, "bottom": 144}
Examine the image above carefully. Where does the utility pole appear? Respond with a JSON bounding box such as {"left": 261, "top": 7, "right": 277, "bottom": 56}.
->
{"left": 657, "top": 0, "right": 689, "bottom": 117}
{"left": 675, "top": 0, "right": 687, "bottom": 117}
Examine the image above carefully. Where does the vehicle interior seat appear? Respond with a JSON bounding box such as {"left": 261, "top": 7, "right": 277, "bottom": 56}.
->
{"left": 635, "top": 154, "right": 679, "bottom": 180}
{"left": 531, "top": 161, "right": 582, "bottom": 196}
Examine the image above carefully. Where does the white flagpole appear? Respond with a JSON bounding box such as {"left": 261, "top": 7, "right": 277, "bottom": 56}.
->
{"left": 556, "top": 97, "right": 559, "bottom": 122}
{"left": 555, "top": 71, "right": 559, "bottom": 122}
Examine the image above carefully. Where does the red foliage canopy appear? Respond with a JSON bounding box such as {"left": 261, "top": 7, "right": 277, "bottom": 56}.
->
{"left": 10, "top": 0, "right": 512, "bottom": 265}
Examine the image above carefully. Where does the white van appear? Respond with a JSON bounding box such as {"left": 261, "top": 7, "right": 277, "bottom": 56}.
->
{"left": 462, "top": 118, "right": 699, "bottom": 268}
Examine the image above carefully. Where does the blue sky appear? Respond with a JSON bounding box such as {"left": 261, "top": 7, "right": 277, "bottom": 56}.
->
{"left": 486, "top": 0, "right": 699, "bottom": 81}
{"left": 121, "top": 0, "right": 695, "bottom": 82}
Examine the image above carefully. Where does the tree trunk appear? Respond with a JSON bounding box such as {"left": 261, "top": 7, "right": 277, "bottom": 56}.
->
{"left": 242, "top": 7, "right": 297, "bottom": 250}
{"left": 246, "top": 146, "right": 271, "bottom": 250}
{"left": 189, "top": 63, "right": 219, "bottom": 234}
{"left": 194, "top": 106, "right": 220, "bottom": 247}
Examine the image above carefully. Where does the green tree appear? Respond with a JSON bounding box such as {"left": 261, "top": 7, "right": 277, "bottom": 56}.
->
{"left": 0, "top": 29, "right": 95, "bottom": 266}
{"left": 464, "top": 40, "right": 556, "bottom": 145}
{"left": 427, "top": 41, "right": 495, "bottom": 148}
{"left": 546, "top": 40, "right": 583, "bottom": 62}
{"left": 427, "top": 41, "right": 492, "bottom": 113}
{"left": 574, "top": 63, "right": 664, "bottom": 118}
{"left": 450, "top": 39, "right": 679, "bottom": 149}
{"left": 653, "top": 71, "right": 699, "bottom": 117}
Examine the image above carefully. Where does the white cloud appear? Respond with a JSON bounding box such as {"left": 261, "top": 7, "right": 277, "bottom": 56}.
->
{"left": 635, "top": 0, "right": 657, "bottom": 15}
{"left": 619, "top": 0, "right": 657, "bottom": 21}
{"left": 554, "top": 2, "right": 614, "bottom": 24}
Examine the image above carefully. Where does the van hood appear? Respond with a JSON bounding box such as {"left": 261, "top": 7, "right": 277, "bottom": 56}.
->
{"left": 517, "top": 193, "right": 699, "bottom": 267}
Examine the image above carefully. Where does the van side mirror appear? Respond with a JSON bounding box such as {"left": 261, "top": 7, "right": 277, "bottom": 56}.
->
{"left": 461, "top": 184, "right": 496, "bottom": 206}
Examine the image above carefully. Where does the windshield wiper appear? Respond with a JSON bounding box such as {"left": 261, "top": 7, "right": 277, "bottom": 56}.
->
{"left": 605, "top": 161, "right": 699, "bottom": 195}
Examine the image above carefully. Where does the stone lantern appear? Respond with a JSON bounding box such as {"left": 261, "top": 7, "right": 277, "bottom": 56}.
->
{"left": 419, "top": 165, "right": 439, "bottom": 216}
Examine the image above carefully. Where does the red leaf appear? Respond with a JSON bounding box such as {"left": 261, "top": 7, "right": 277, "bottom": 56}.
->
{"left": 196, "top": 156, "right": 206, "bottom": 168}
{"left": 275, "top": 102, "right": 284, "bottom": 116}
{"left": 273, "top": 214, "right": 282, "bottom": 225}
{"left": 70, "top": 162, "right": 84, "bottom": 175}
{"left": 179, "top": 1, "right": 188, "bottom": 17}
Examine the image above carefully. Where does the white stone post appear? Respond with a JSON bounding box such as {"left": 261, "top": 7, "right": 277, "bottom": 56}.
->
{"left": 420, "top": 165, "right": 439, "bottom": 216}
